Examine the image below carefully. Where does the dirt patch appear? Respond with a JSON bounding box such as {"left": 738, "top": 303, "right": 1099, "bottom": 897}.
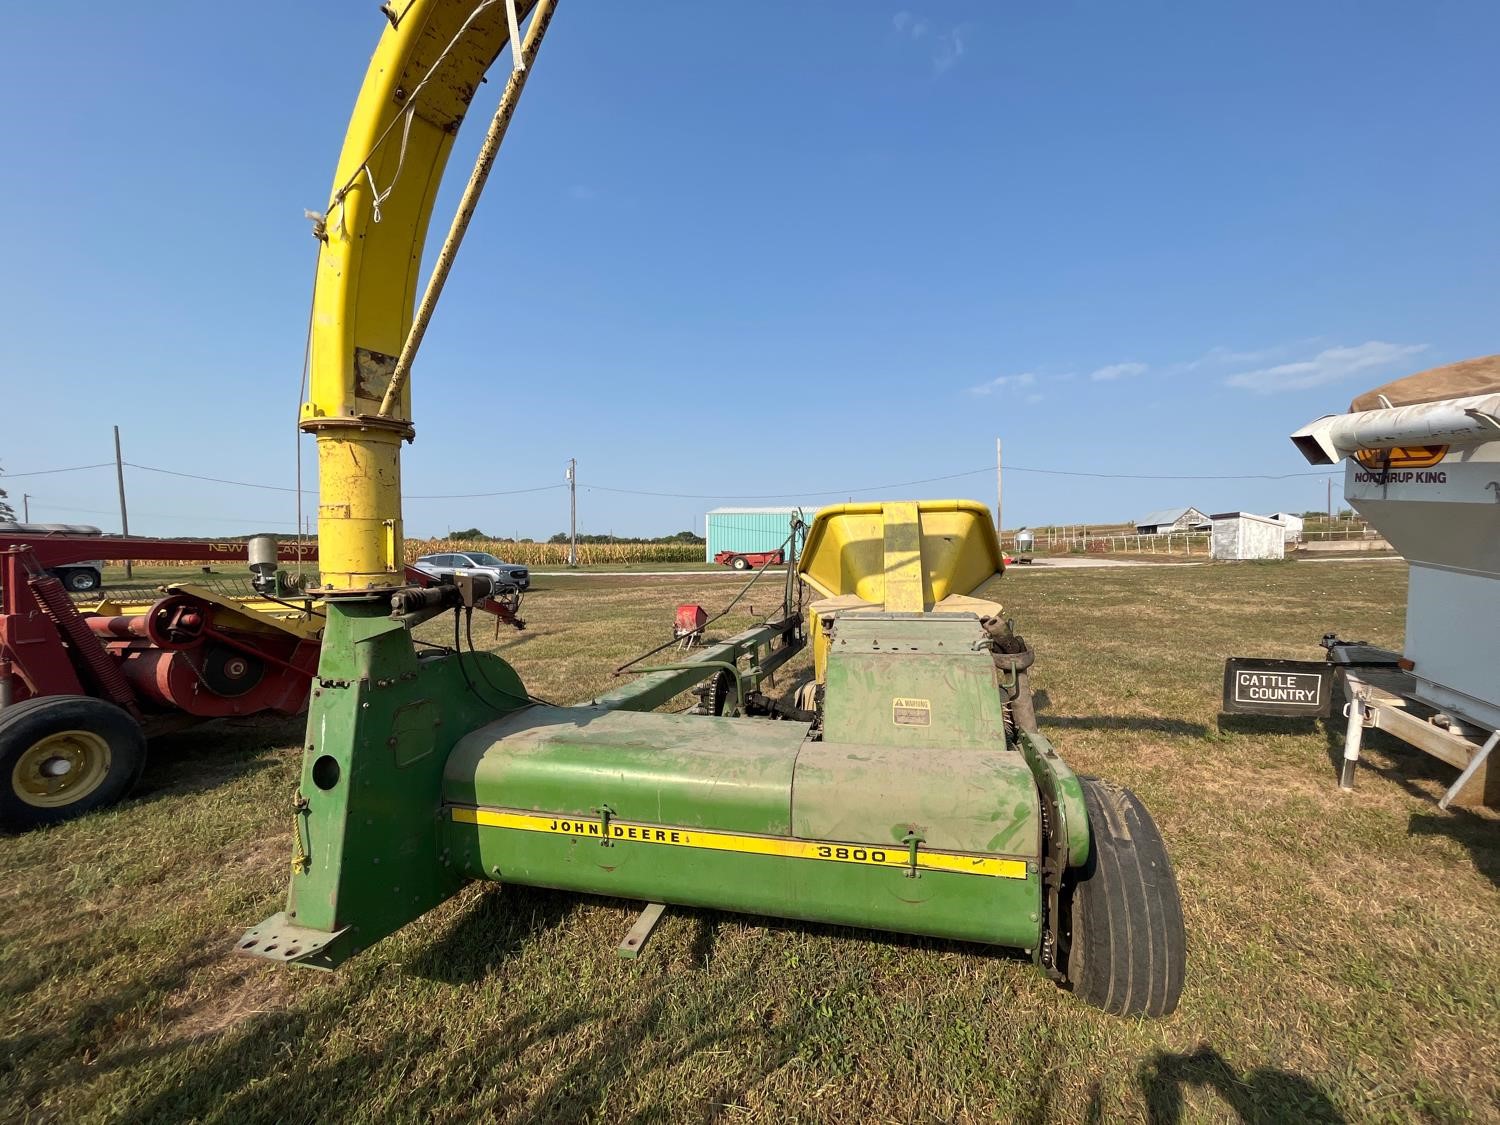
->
{"left": 157, "top": 946, "right": 305, "bottom": 1043}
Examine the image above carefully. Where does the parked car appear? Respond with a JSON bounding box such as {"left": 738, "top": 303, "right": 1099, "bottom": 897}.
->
{"left": 0, "top": 522, "right": 104, "bottom": 591}
{"left": 412, "top": 551, "right": 530, "bottom": 591}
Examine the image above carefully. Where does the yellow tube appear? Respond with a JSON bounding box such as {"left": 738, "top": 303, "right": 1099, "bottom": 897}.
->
{"left": 315, "top": 429, "right": 404, "bottom": 589}
{"left": 302, "top": 1, "right": 541, "bottom": 590}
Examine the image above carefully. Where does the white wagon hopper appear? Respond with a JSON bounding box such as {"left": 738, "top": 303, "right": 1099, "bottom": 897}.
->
{"left": 1290, "top": 355, "right": 1500, "bottom": 808}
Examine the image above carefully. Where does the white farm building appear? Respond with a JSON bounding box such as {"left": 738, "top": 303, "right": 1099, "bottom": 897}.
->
{"left": 1268, "top": 512, "right": 1305, "bottom": 542}
{"left": 1210, "top": 512, "right": 1286, "bottom": 560}
{"left": 1135, "top": 507, "right": 1210, "bottom": 535}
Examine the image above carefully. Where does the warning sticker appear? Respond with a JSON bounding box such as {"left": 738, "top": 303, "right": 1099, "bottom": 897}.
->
{"left": 892, "top": 697, "right": 932, "bottom": 726}
{"left": 1354, "top": 445, "right": 1447, "bottom": 469}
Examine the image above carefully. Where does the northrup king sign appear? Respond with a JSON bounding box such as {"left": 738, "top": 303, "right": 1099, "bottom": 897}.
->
{"left": 1221, "top": 658, "right": 1335, "bottom": 718}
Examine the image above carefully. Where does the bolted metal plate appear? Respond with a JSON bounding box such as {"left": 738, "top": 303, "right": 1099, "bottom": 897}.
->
{"left": 236, "top": 912, "right": 348, "bottom": 969}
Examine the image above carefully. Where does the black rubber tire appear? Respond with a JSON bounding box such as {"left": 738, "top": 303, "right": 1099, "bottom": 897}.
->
{"left": 731, "top": 556, "right": 750, "bottom": 571}
{"left": 1064, "top": 777, "right": 1185, "bottom": 1018}
{"left": 62, "top": 568, "right": 101, "bottom": 592}
{"left": 0, "top": 696, "right": 147, "bottom": 832}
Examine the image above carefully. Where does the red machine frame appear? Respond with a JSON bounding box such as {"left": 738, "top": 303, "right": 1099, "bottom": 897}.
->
{"left": 1, "top": 533, "right": 319, "bottom": 725}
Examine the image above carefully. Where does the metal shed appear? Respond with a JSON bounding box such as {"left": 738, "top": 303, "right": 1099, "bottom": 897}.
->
{"left": 704, "top": 508, "right": 809, "bottom": 563}
{"left": 1210, "top": 512, "right": 1286, "bottom": 560}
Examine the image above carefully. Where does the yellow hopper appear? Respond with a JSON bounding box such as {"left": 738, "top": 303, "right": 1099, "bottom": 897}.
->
{"left": 798, "top": 500, "right": 1005, "bottom": 681}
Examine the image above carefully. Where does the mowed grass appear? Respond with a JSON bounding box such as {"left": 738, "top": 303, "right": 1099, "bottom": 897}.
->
{"left": 3, "top": 561, "right": 1497, "bottom": 1123}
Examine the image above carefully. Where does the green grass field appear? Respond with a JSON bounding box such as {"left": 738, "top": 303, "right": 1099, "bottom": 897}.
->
{"left": 5, "top": 561, "right": 1497, "bottom": 1122}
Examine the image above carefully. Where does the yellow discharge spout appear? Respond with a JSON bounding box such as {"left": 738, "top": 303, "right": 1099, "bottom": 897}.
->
{"left": 300, "top": 0, "right": 548, "bottom": 590}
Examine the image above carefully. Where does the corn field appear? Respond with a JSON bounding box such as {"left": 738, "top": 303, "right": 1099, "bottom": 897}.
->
{"left": 404, "top": 538, "right": 702, "bottom": 566}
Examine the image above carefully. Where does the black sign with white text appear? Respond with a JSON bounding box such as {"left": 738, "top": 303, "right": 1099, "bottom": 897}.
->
{"left": 1221, "top": 658, "right": 1335, "bottom": 717}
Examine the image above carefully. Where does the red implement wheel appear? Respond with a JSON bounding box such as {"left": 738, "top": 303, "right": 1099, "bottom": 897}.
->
{"left": 0, "top": 696, "right": 147, "bottom": 831}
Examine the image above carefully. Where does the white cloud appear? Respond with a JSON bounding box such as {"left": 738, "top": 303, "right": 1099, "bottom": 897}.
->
{"left": 932, "top": 26, "right": 966, "bottom": 73}
{"left": 1089, "top": 361, "right": 1148, "bottom": 382}
{"left": 1192, "top": 345, "right": 1278, "bottom": 368}
{"left": 892, "top": 11, "right": 928, "bottom": 37}
{"left": 970, "top": 371, "right": 1038, "bottom": 396}
{"left": 894, "top": 12, "right": 962, "bottom": 70}
{"left": 1225, "top": 341, "right": 1428, "bottom": 393}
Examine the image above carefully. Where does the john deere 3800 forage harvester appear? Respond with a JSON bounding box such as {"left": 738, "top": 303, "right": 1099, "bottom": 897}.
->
{"left": 238, "top": 0, "right": 1185, "bottom": 1018}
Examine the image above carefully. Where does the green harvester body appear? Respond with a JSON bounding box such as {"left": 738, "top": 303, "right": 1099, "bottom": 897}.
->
{"left": 242, "top": 500, "right": 1176, "bottom": 1017}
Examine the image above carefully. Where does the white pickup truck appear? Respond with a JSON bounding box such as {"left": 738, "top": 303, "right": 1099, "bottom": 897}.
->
{"left": 0, "top": 523, "right": 105, "bottom": 591}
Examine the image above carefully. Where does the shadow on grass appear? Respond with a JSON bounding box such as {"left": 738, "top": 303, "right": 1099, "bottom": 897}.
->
{"left": 3, "top": 942, "right": 229, "bottom": 1111}
{"left": 1409, "top": 810, "right": 1500, "bottom": 889}
{"left": 407, "top": 884, "right": 580, "bottom": 985}
{"left": 1139, "top": 1045, "right": 1344, "bottom": 1123}
{"left": 129, "top": 714, "right": 302, "bottom": 806}
{"left": 1321, "top": 717, "right": 1492, "bottom": 802}
{"left": 1308, "top": 720, "right": 1500, "bottom": 887}
{"left": 1044, "top": 714, "right": 1210, "bottom": 738}
{"left": 1031, "top": 691, "right": 1209, "bottom": 737}
{"left": 115, "top": 946, "right": 806, "bottom": 1123}
{"left": 1215, "top": 714, "right": 1321, "bottom": 738}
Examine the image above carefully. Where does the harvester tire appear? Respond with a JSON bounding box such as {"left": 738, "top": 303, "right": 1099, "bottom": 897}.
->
{"left": 0, "top": 696, "right": 147, "bottom": 832}
{"left": 1065, "top": 777, "right": 1185, "bottom": 1018}
{"left": 731, "top": 555, "right": 750, "bottom": 571}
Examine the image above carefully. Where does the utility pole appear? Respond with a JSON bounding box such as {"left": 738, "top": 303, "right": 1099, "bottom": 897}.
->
{"left": 113, "top": 425, "right": 132, "bottom": 579}
{"left": 1326, "top": 477, "right": 1333, "bottom": 522}
{"left": 566, "top": 458, "right": 577, "bottom": 567}
{"left": 22, "top": 494, "right": 30, "bottom": 522}
{"left": 995, "top": 438, "right": 1003, "bottom": 543}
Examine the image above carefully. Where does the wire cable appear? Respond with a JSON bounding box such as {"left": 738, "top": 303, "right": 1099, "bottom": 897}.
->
{"left": 0, "top": 463, "right": 115, "bottom": 479}
{"left": 458, "top": 606, "right": 556, "bottom": 707}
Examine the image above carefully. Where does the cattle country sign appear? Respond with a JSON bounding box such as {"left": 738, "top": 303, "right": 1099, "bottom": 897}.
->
{"left": 1221, "top": 658, "right": 1335, "bottom": 717}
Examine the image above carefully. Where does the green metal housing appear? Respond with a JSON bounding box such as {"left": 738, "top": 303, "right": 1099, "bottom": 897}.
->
{"left": 239, "top": 492, "right": 1125, "bottom": 998}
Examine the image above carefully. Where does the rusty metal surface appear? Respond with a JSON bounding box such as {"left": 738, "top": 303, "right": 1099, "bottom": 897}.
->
{"left": 821, "top": 613, "right": 1005, "bottom": 748}
{"left": 445, "top": 705, "right": 810, "bottom": 835}
{"left": 791, "top": 741, "right": 1039, "bottom": 857}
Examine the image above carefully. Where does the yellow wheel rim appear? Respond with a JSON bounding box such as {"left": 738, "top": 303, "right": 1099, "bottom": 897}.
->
{"left": 11, "top": 729, "right": 112, "bottom": 809}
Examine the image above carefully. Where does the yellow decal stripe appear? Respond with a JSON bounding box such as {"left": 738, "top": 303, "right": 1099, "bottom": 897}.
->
{"left": 449, "top": 806, "right": 1028, "bottom": 880}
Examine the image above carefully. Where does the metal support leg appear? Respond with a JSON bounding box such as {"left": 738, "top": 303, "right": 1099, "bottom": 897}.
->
{"left": 617, "top": 903, "right": 667, "bottom": 959}
{"left": 1340, "top": 695, "right": 1367, "bottom": 790}
{"left": 1439, "top": 728, "right": 1500, "bottom": 811}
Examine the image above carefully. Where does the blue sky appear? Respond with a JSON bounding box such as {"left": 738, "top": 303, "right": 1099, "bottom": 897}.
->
{"left": 3, "top": 1, "right": 1496, "bottom": 538}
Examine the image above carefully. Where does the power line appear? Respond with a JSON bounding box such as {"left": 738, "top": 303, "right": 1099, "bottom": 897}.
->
{"left": 23, "top": 499, "right": 296, "bottom": 525}
{"left": 582, "top": 463, "right": 1330, "bottom": 501}
{"left": 0, "top": 462, "right": 115, "bottom": 478}
{"left": 1006, "top": 465, "right": 1329, "bottom": 482}
{"left": 583, "top": 467, "right": 998, "bottom": 501}
{"left": 125, "top": 463, "right": 308, "bottom": 494}
{"left": 407, "top": 484, "right": 566, "bottom": 500}
{"left": 123, "top": 462, "right": 564, "bottom": 500}
{"left": 7, "top": 457, "right": 1332, "bottom": 509}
